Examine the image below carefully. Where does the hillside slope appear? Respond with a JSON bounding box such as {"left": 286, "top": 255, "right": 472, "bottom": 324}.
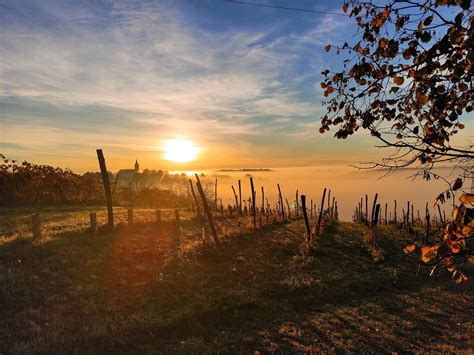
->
{"left": 1, "top": 220, "right": 472, "bottom": 353}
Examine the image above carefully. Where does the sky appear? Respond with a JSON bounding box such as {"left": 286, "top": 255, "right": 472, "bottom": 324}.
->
{"left": 0, "top": 0, "right": 471, "bottom": 173}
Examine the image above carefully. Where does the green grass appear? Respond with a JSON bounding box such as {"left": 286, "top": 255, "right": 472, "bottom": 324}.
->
{"left": 0, "top": 217, "right": 472, "bottom": 353}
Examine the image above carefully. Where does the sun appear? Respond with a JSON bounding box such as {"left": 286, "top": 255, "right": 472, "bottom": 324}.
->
{"left": 163, "top": 139, "right": 200, "bottom": 163}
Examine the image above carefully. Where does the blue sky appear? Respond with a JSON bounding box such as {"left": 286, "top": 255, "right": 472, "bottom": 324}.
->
{"left": 2, "top": 0, "right": 468, "bottom": 172}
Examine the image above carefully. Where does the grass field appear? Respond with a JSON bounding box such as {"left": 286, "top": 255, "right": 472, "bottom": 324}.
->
{"left": 0, "top": 212, "right": 472, "bottom": 353}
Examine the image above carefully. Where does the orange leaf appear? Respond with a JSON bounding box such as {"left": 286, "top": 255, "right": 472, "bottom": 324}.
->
{"left": 393, "top": 77, "right": 404, "bottom": 85}
{"left": 416, "top": 92, "right": 429, "bottom": 105}
{"left": 459, "top": 193, "right": 474, "bottom": 205}
{"left": 325, "top": 44, "right": 331, "bottom": 52}
{"left": 343, "top": 3, "right": 349, "bottom": 13}
{"left": 423, "top": 124, "right": 433, "bottom": 136}
{"left": 421, "top": 246, "right": 437, "bottom": 263}
{"left": 404, "top": 244, "right": 416, "bottom": 254}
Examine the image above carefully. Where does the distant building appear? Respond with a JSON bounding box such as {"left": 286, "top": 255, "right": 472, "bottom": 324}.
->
{"left": 116, "top": 159, "right": 139, "bottom": 184}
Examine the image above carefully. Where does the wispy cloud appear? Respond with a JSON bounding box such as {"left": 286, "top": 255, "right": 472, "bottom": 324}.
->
{"left": 0, "top": 1, "right": 367, "bottom": 170}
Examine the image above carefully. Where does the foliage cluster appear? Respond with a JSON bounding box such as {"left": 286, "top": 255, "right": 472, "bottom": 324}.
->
{"left": 0, "top": 154, "right": 192, "bottom": 208}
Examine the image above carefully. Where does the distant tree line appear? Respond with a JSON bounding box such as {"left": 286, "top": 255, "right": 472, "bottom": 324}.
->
{"left": 0, "top": 154, "right": 194, "bottom": 208}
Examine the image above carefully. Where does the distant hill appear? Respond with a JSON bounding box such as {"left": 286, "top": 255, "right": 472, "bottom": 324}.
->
{"left": 216, "top": 168, "right": 273, "bottom": 172}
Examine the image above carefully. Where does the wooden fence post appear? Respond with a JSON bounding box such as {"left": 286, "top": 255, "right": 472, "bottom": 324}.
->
{"left": 195, "top": 174, "right": 219, "bottom": 245}
{"left": 128, "top": 208, "right": 133, "bottom": 227}
{"left": 316, "top": 188, "right": 327, "bottom": 237}
{"left": 371, "top": 193, "right": 379, "bottom": 226}
{"left": 394, "top": 200, "right": 397, "bottom": 225}
{"left": 327, "top": 190, "right": 331, "bottom": 212}
{"left": 286, "top": 198, "right": 291, "bottom": 219}
{"left": 32, "top": 213, "right": 41, "bottom": 240}
{"left": 96, "top": 149, "right": 114, "bottom": 228}
{"left": 214, "top": 179, "right": 218, "bottom": 211}
{"left": 331, "top": 197, "right": 335, "bottom": 220}
{"left": 250, "top": 177, "right": 257, "bottom": 229}
{"left": 90, "top": 212, "right": 97, "bottom": 235}
{"left": 277, "top": 184, "right": 285, "bottom": 221}
{"left": 238, "top": 180, "right": 242, "bottom": 215}
{"left": 424, "top": 205, "right": 430, "bottom": 244}
{"left": 261, "top": 186, "right": 265, "bottom": 212}
{"left": 301, "top": 195, "right": 311, "bottom": 243}
{"left": 373, "top": 204, "right": 381, "bottom": 247}
{"left": 231, "top": 185, "right": 239, "bottom": 214}
{"left": 365, "top": 194, "right": 368, "bottom": 224}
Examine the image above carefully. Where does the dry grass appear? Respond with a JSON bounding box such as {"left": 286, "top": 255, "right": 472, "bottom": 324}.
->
{"left": 0, "top": 211, "right": 472, "bottom": 353}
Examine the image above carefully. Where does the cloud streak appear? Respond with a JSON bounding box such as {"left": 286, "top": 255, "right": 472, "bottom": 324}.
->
{"left": 0, "top": 0, "right": 368, "bottom": 170}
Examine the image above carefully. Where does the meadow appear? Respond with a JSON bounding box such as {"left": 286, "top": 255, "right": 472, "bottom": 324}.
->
{"left": 1, "top": 204, "right": 472, "bottom": 353}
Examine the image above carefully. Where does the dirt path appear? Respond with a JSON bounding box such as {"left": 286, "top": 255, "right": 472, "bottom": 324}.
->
{"left": 1, "top": 220, "right": 472, "bottom": 353}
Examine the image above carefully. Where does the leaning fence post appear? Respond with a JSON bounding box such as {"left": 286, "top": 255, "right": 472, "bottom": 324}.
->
{"left": 96, "top": 149, "right": 114, "bottom": 228}
{"left": 316, "top": 188, "right": 327, "bottom": 237}
{"left": 231, "top": 185, "right": 239, "bottom": 215}
{"left": 301, "top": 195, "right": 311, "bottom": 243}
{"left": 195, "top": 174, "right": 219, "bottom": 245}
{"left": 371, "top": 193, "right": 378, "bottom": 227}
{"left": 90, "top": 212, "right": 97, "bottom": 235}
{"left": 32, "top": 213, "right": 41, "bottom": 240}
{"left": 250, "top": 177, "right": 257, "bottom": 229}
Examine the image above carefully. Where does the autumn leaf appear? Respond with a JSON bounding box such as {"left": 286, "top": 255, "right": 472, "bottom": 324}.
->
{"left": 343, "top": 3, "right": 349, "bottom": 13}
{"left": 416, "top": 92, "right": 429, "bottom": 105}
{"left": 452, "top": 178, "right": 463, "bottom": 191}
{"left": 421, "top": 246, "right": 437, "bottom": 263}
{"left": 417, "top": 21, "right": 423, "bottom": 32}
{"left": 404, "top": 244, "right": 416, "bottom": 254}
{"left": 325, "top": 44, "right": 331, "bottom": 52}
{"left": 423, "top": 15, "right": 434, "bottom": 26}
{"left": 423, "top": 124, "right": 432, "bottom": 136}
{"left": 459, "top": 193, "right": 474, "bottom": 205}
{"left": 326, "top": 85, "right": 334, "bottom": 94}
{"left": 393, "top": 77, "right": 404, "bottom": 85}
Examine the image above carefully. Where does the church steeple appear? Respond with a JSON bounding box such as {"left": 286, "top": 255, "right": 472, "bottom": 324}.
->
{"left": 134, "top": 159, "right": 139, "bottom": 173}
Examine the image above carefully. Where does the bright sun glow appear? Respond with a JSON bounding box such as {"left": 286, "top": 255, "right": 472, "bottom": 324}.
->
{"left": 163, "top": 139, "right": 200, "bottom": 163}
